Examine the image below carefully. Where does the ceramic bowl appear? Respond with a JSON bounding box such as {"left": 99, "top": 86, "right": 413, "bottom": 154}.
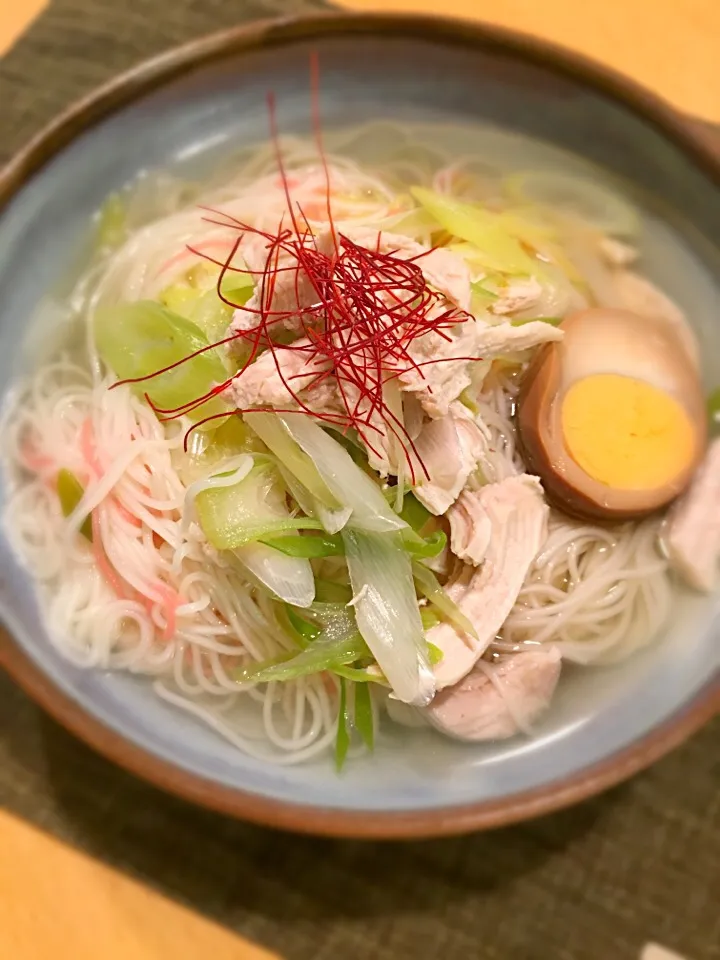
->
{"left": 1, "top": 13, "right": 718, "bottom": 837}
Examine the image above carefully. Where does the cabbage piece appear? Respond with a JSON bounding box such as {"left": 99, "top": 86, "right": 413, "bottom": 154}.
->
{"left": 160, "top": 268, "right": 254, "bottom": 345}
{"left": 96, "top": 193, "right": 127, "bottom": 251}
{"left": 343, "top": 529, "right": 434, "bottom": 706}
{"left": 194, "top": 462, "right": 322, "bottom": 550}
{"left": 410, "top": 187, "right": 540, "bottom": 275}
{"left": 177, "top": 417, "right": 266, "bottom": 486}
{"left": 56, "top": 469, "right": 93, "bottom": 541}
{"left": 280, "top": 414, "right": 408, "bottom": 535}
{"left": 94, "top": 301, "right": 228, "bottom": 423}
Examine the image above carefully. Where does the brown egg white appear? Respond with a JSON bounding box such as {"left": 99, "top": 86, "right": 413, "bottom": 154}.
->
{"left": 517, "top": 308, "right": 707, "bottom": 521}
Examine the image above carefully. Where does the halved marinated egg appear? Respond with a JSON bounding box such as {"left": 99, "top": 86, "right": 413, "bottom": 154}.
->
{"left": 517, "top": 308, "right": 706, "bottom": 521}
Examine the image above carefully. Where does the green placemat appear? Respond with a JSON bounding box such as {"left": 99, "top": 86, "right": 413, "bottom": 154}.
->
{"left": 1, "top": 4, "right": 719, "bottom": 959}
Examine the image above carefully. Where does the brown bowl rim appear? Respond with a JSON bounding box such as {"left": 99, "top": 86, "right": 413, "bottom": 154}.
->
{"left": 1, "top": 11, "right": 719, "bottom": 839}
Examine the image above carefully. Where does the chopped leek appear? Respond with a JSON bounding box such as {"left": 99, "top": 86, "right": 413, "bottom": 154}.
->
{"left": 234, "top": 629, "right": 367, "bottom": 684}
{"left": 413, "top": 561, "right": 478, "bottom": 641}
{"left": 94, "top": 301, "right": 227, "bottom": 423}
{"left": 405, "top": 530, "right": 446, "bottom": 560}
{"left": 244, "top": 412, "right": 341, "bottom": 508}
{"left": 315, "top": 579, "right": 353, "bottom": 604}
{"left": 195, "top": 462, "right": 323, "bottom": 550}
{"left": 276, "top": 462, "right": 352, "bottom": 537}
{"left": 284, "top": 606, "right": 384, "bottom": 690}
{"left": 353, "top": 683, "right": 374, "bottom": 750}
{"left": 285, "top": 606, "right": 321, "bottom": 645}
{"left": 259, "top": 529, "right": 443, "bottom": 560}
{"left": 411, "top": 187, "right": 539, "bottom": 275}
{"left": 260, "top": 532, "right": 344, "bottom": 558}
{"left": 399, "top": 492, "right": 432, "bottom": 532}
{"left": 301, "top": 602, "right": 357, "bottom": 634}
{"left": 279, "top": 414, "right": 408, "bottom": 535}
{"left": 333, "top": 664, "right": 387, "bottom": 685}
{"left": 343, "top": 529, "right": 434, "bottom": 706}
{"left": 234, "top": 541, "right": 315, "bottom": 608}
{"left": 56, "top": 469, "right": 92, "bottom": 541}
{"left": 335, "top": 679, "right": 351, "bottom": 771}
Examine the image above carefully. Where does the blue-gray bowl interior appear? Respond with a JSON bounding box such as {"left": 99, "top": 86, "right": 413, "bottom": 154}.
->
{"left": 1, "top": 29, "right": 719, "bottom": 814}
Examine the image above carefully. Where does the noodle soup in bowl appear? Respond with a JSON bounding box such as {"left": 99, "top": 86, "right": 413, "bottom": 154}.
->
{"left": 0, "top": 13, "right": 718, "bottom": 837}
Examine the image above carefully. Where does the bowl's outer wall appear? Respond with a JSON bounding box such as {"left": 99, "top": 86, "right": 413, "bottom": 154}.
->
{"left": 0, "top": 15, "right": 718, "bottom": 836}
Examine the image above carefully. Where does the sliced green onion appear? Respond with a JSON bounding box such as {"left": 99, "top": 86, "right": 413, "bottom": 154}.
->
{"left": 353, "top": 683, "right": 374, "bottom": 750}
{"left": 413, "top": 561, "right": 479, "bottom": 641}
{"left": 332, "top": 664, "right": 387, "bottom": 685}
{"left": 298, "top": 491, "right": 440, "bottom": 559}
{"left": 259, "top": 532, "right": 344, "bottom": 558}
{"left": 56, "top": 469, "right": 93, "bottom": 541}
{"left": 399, "top": 492, "right": 432, "bottom": 533}
{"left": 405, "top": 530, "right": 447, "bottom": 560}
{"left": 335, "top": 678, "right": 351, "bottom": 771}
{"left": 315, "top": 579, "right": 353, "bottom": 604}
{"left": 343, "top": 529, "right": 433, "bottom": 705}
{"left": 234, "top": 630, "right": 367, "bottom": 684}
{"left": 285, "top": 606, "right": 322, "bottom": 645}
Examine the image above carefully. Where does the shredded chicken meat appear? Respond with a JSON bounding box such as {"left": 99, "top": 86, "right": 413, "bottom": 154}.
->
{"left": 425, "top": 646, "right": 562, "bottom": 741}
{"left": 665, "top": 437, "right": 720, "bottom": 591}
{"left": 427, "top": 475, "right": 549, "bottom": 689}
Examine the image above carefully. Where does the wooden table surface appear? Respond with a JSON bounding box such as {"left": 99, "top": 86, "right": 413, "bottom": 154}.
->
{"left": 1, "top": 1, "right": 718, "bottom": 957}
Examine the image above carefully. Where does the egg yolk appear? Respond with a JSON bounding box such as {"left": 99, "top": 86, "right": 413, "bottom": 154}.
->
{"left": 561, "top": 373, "right": 696, "bottom": 491}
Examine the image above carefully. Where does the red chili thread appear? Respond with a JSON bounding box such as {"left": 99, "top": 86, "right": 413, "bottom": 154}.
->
{"left": 115, "top": 58, "right": 480, "bottom": 483}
